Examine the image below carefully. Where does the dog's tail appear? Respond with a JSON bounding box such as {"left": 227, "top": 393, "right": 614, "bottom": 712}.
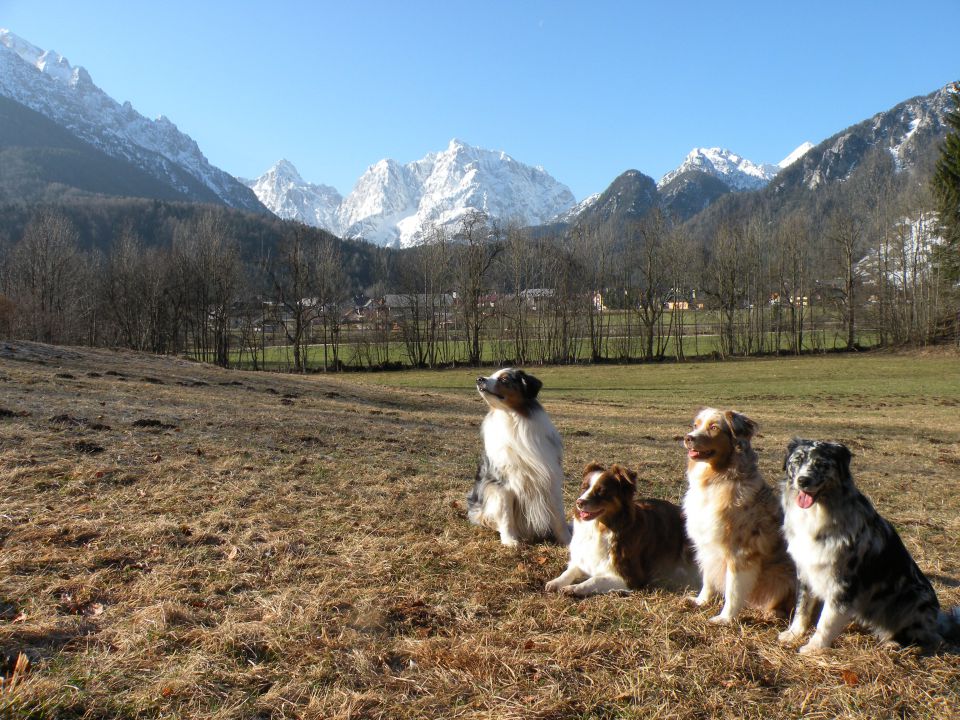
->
{"left": 937, "top": 606, "right": 960, "bottom": 644}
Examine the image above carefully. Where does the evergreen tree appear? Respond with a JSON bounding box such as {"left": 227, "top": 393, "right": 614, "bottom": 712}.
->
{"left": 932, "top": 82, "right": 960, "bottom": 281}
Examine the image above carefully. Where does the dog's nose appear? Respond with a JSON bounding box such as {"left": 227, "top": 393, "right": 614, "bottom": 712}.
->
{"left": 575, "top": 498, "right": 585, "bottom": 509}
{"left": 797, "top": 475, "right": 815, "bottom": 489}
{"left": 684, "top": 433, "right": 694, "bottom": 445}
{"left": 476, "top": 377, "right": 485, "bottom": 384}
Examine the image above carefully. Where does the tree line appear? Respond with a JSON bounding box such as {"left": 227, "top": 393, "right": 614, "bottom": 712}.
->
{"left": 0, "top": 184, "right": 954, "bottom": 372}
{"left": 1, "top": 83, "right": 958, "bottom": 370}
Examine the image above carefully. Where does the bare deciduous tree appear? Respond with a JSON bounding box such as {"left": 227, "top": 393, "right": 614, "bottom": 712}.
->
{"left": 826, "top": 209, "right": 865, "bottom": 350}
{"left": 266, "top": 225, "right": 322, "bottom": 372}
{"left": 451, "top": 211, "right": 502, "bottom": 366}
{"left": 316, "top": 236, "right": 349, "bottom": 371}
{"left": 8, "top": 209, "right": 88, "bottom": 343}
{"left": 172, "top": 212, "right": 241, "bottom": 367}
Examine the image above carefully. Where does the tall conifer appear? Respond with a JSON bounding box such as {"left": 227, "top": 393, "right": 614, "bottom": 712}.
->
{"left": 932, "top": 82, "right": 960, "bottom": 280}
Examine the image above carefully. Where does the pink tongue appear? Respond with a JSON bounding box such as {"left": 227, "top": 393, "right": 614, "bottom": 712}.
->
{"left": 797, "top": 492, "right": 814, "bottom": 509}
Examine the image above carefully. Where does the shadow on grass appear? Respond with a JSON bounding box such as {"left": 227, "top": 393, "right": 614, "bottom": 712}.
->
{"left": 928, "top": 573, "right": 960, "bottom": 589}
{"left": 0, "top": 601, "right": 19, "bottom": 621}
{"left": 1, "top": 619, "right": 99, "bottom": 665}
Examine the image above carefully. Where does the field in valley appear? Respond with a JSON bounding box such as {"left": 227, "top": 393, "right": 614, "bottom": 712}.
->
{"left": 1, "top": 343, "right": 959, "bottom": 719}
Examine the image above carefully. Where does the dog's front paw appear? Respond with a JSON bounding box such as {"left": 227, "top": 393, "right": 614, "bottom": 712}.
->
{"left": 778, "top": 629, "right": 803, "bottom": 645}
{"left": 686, "top": 594, "right": 707, "bottom": 607}
{"left": 798, "top": 637, "right": 828, "bottom": 655}
{"left": 560, "top": 585, "right": 585, "bottom": 598}
{"left": 544, "top": 579, "right": 564, "bottom": 593}
{"left": 499, "top": 534, "right": 520, "bottom": 548}
{"left": 708, "top": 613, "right": 733, "bottom": 625}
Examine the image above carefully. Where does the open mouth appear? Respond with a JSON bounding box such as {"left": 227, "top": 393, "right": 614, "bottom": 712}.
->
{"left": 796, "top": 489, "right": 817, "bottom": 509}
{"left": 577, "top": 509, "right": 601, "bottom": 521}
{"left": 687, "top": 449, "right": 715, "bottom": 460}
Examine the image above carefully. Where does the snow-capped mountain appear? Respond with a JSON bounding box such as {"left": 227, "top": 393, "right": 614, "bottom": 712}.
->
{"left": 340, "top": 139, "right": 576, "bottom": 247}
{"left": 681, "top": 84, "right": 953, "bottom": 252}
{"left": 658, "top": 147, "right": 783, "bottom": 191}
{"left": 244, "top": 160, "right": 342, "bottom": 230}
{"left": 787, "top": 87, "right": 952, "bottom": 190}
{"left": 565, "top": 141, "right": 818, "bottom": 227}
{"left": 0, "top": 29, "right": 265, "bottom": 213}
{"left": 249, "top": 139, "right": 576, "bottom": 247}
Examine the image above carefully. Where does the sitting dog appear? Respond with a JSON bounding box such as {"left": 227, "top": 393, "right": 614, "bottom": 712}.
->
{"left": 545, "top": 463, "right": 696, "bottom": 597}
{"left": 682, "top": 408, "right": 797, "bottom": 623}
{"left": 779, "top": 438, "right": 960, "bottom": 653}
{"left": 468, "top": 368, "right": 571, "bottom": 547}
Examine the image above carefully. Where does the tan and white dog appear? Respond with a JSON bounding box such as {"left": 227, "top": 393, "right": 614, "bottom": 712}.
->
{"left": 468, "top": 368, "right": 571, "bottom": 547}
{"left": 682, "top": 408, "right": 796, "bottom": 623}
{"left": 546, "top": 463, "right": 696, "bottom": 596}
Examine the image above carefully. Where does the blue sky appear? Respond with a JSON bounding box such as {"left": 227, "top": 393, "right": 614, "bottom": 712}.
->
{"left": 3, "top": 0, "right": 958, "bottom": 200}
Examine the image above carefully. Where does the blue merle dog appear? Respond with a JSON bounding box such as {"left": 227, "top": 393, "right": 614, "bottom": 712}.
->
{"left": 779, "top": 438, "right": 960, "bottom": 654}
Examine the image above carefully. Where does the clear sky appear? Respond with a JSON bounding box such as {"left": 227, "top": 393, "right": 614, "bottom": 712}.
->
{"left": 3, "top": 0, "right": 958, "bottom": 200}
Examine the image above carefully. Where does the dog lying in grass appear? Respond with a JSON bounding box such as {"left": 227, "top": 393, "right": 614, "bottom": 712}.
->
{"left": 545, "top": 463, "right": 696, "bottom": 597}
{"left": 682, "top": 408, "right": 797, "bottom": 623}
{"left": 779, "top": 438, "right": 960, "bottom": 654}
{"left": 468, "top": 368, "right": 571, "bottom": 547}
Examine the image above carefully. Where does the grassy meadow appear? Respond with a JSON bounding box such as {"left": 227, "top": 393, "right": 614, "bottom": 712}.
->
{"left": 232, "top": 330, "right": 881, "bottom": 372}
{"left": 1, "top": 343, "right": 959, "bottom": 718}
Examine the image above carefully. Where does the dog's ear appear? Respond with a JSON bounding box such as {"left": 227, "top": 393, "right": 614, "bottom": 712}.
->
{"left": 783, "top": 437, "right": 804, "bottom": 470}
{"left": 724, "top": 411, "right": 758, "bottom": 441}
{"left": 582, "top": 461, "right": 605, "bottom": 477}
{"left": 609, "top": 464, "right": 638, "bottom": 497}
{"left": 517, "top": 370, "right": 542, "bottom": 399}
{"left": 829, "top": 442, "right": 853, "bottom": 480}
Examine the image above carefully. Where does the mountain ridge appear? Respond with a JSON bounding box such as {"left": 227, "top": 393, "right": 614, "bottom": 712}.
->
{"left": 0, "top": 29, "right": 267, "bottom": 214}
{"left": 657, "top": 143, "right": 813, "bottom": 192}
{"left": 249, "top": 139, "right": 577, "bottom": 247}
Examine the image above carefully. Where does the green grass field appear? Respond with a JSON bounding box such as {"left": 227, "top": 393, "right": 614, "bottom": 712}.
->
{"left": 230, "top": 329, "right": 881, "bottom": 371}
{"left": 351, "top": 351, "right": 956, "bottom": 404}
{"left": 225, "top": 301, "right": 868, "bottom": 370}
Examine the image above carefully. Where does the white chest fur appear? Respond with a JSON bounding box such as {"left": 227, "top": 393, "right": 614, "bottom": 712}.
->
{"left": 783, "top": 503, "right": 846, "bottom": 599}
{"left": 682, "top": 463, "right": 725, "bottom": 547}
{"left": 682, "top": 462, "right": 733, "bottom": 586}
{"left": 569, "top": 519, "right": 618, "bottom": 578}
{"left": 482, "top": 408, "right": 562, "bottom": 489}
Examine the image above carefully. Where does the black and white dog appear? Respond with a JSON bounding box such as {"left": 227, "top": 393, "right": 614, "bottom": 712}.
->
{"left": 468, "top": 368, "right": 571, "bottom": 547}
{"left": 779, "top": 438, "right": 960, "bottom": 653}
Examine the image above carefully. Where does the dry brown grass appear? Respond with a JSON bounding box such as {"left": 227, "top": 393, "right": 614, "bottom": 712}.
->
{"left": 0, "top": 342, "right": 958, "bottom": 719}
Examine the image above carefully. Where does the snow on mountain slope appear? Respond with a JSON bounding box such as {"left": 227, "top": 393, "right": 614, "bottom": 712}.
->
{"left": 856, "top": 213, "right": 941, "bottom": 287}
{"left": 778, "top": 141, "right": 814, "bottom": 169}
{"left": 658, "top": 147, "right": 780, "bottom": 191}
{"left": 336, "top": 139, "right": 577, "bottom": 247}
{"left": 0, "top": 29, "right": 265, "bottom": 213}
{"left": 554, "top": 192, "right": 601, "bottom": 224}
{"left": 244, "top": 160, "right": 342, "bottom": 230}
{"left": 796, "top": 86, "right": 952, "bottom": 190}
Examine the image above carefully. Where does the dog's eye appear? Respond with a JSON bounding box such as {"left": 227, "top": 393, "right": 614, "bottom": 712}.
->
{"left": 709, "top": 424, "right": 719, "bottom": 431}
